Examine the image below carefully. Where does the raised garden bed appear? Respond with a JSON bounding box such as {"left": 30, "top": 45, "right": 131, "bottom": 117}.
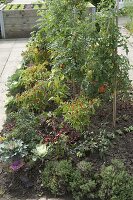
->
{"left": 0, "top": 1, "right": 133, "bottom": 200}
{"left": 0, "top": 3, "right": 46, "bottom": 38}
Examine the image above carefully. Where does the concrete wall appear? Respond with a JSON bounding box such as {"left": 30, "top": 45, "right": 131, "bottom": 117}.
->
{"left": 1, "top": 9, "right": 40, "bottom": 38}
{"left": 119, "top": 0, "right": 124, "bottom": 9}
{"left": 119, "top": 0, "right": 133, "bottom": 9}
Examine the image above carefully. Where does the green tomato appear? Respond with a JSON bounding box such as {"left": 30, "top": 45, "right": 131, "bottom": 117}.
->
{"left": 87, "top": 70, "right": 93, "bottom": 81}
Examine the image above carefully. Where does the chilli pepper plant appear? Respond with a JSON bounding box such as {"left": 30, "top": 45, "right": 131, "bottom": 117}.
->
{"left": 0, "top": 0, "right": 133, "bottom": 199}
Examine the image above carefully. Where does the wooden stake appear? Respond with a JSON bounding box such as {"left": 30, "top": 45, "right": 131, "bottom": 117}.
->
{"left": 113, "top": 79, "right": 117, "bottom": 127}
{"left": 113, "top": 0, "right": 119, "bottom": 128}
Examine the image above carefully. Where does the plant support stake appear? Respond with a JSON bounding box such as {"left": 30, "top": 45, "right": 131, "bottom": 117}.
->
{"left": 113, "top": 0, "right": 119, "bottom": 128}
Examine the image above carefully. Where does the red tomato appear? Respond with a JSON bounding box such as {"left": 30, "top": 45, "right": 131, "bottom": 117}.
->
{"left": 98, "top": 84, "right": 106, "bottom": 93}
{"left": 60, "top": 64, "right": 65, "bottom": 68}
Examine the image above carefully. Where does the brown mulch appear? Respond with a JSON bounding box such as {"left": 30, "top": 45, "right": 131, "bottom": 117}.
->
{"left": 0, "top": 99, "right": 133, "bottom": 199}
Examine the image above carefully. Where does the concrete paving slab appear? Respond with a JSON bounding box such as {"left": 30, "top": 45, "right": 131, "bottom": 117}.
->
{"left": 14, "top": 39, "right": 29, "bottom": 48}
{"left": 0, "top": 83, "right": 8, "bottom": 109}
{"left": 0, "top": 108, "right": 6, "bottom": 131}
{"left": 129, "top": 69, "right": 133, "bottom": 81}
{"left": 118, "top": 16, "right": 130, "bottom": 27}
{"left": 8, "top": 49, "right": 24, "bottom": 62}
{"left": 0, "top": 61, "right": 21, "bottom": 83}
{"left": 127, "top": 50, "right": 133, "bottom": 63}
{"left": 0, "top": 108, "right": 6, "bottom": 116}
{"left": 118, "top": 18, "right": 133, "bottom": 83}
{"left": 0, "top": 48, "right": 12, "bottom": 53}
{"left": 0, "top": 91, "right": 7, "bottom": 104}
{"left": 0, "top": 40, "right": 15, "bottom": 49}
{"left": 0, "top": 82, "right": 7, "bottom": 91}
{"left": 0, "top": 39, "right": 28, "bottom": 132}
{"left": 0, "top": 49, "right": 12, "bottom": 63}
{"left": 0, "top": 64, "right": 5, "bottom": 76}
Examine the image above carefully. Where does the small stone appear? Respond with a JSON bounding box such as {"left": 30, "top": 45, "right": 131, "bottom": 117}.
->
{"left": 0, "top": 187, "right": 5, "bottom": 196}
{"left": 47, "top": 199, "right": 65, "bottom": 200}
{"left": 2, "top": 194, "right": 11, "bottom": 200}
{"left": 0, "top": 167, "right": 3, "bottom": 174}
{"left": 26, "top": 199, "right": 38, "bottom": 200}
{"left": 0, "top": 198, "right": 7, "bottom": 200}
{"left": 38, "top": 197, "right": 47, "bottom": 200}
